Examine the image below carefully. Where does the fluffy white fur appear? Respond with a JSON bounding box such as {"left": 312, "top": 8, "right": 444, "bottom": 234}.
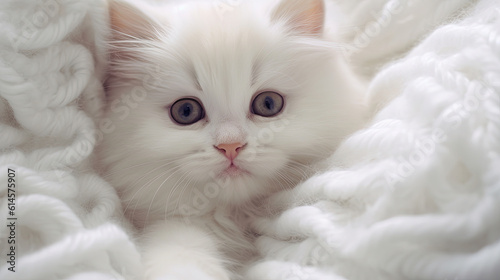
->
{"left": 97, "top": 0, "right": 365, "bottom": 279}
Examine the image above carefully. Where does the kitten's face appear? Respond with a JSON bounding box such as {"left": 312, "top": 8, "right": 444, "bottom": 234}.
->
{"left": 99, "top": 0, "right": 364, "bottom": 220}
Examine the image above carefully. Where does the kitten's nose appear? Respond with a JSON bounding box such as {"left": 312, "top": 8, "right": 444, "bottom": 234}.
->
{"left": 215, "top": 142, "right": 245, "bottom": 161}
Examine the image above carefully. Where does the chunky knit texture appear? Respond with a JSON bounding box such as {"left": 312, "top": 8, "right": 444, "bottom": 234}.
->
{"left": 0, "top": 1, "right": 141, "bottom": 279}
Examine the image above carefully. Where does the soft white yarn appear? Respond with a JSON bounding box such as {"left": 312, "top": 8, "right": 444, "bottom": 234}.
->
{"left": 246, "top": 0, "right": 500, "bottom": 279}
{"left": 0, "top": 0, "right": 141, "bottom": 279}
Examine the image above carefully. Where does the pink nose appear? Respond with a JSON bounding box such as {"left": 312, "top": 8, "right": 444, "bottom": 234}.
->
{"left": 215, "top": 142, "right": 245, "bottom": 161}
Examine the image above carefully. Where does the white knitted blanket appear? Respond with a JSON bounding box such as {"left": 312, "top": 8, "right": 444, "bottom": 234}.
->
{"left": 0, "top": 0, "right": 141, "bottom": 279}
{"left": 1, "top": 0, "right": 499, "bottom": 280}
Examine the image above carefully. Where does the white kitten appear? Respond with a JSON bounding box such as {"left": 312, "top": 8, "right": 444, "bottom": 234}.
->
{"left": 97, "top": 0, "right": 365, "bottom": 279}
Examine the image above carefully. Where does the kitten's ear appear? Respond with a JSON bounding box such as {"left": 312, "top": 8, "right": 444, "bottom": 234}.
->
{"left": 109, "top": 0, "right": 161, "bottom": 40}
{"left": 271, "top": 0, "right": 325, "bottom": 37}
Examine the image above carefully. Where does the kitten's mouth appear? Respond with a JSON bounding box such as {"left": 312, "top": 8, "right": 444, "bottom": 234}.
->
{"left": 220, "top": 164, "right": 249, "bottom": 177}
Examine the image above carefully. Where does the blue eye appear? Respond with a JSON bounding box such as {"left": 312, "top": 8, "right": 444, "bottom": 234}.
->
{"left": 170, "top": 98, "right": 204, "bottom": 125}
{"left": 252, "top": 91, "right": 284, "bottom": 117}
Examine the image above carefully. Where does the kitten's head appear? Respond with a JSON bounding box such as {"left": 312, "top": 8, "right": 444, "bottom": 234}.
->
{"left": 99, "top": 0, "right": 365, "bottom": 220}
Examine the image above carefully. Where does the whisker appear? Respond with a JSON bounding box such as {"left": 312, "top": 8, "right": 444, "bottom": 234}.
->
{"left": 171, "top": 171, "right": 196, "bottom": 222}
{"left": 125, "top": 164, "right": 183, "bottom": 223}
{"left": 162, "top": 165, "right": 195, "bottom": 217}
{"left": 101, "top": 155, "right": 185, "bottom": 179}
{"left": 143, "top": 164, "right": 190, "bottom": 225}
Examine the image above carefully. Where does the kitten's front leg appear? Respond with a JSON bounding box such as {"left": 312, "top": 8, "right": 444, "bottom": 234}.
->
{"left": 141, "top": 219, "right": 231, "bottom": 280}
